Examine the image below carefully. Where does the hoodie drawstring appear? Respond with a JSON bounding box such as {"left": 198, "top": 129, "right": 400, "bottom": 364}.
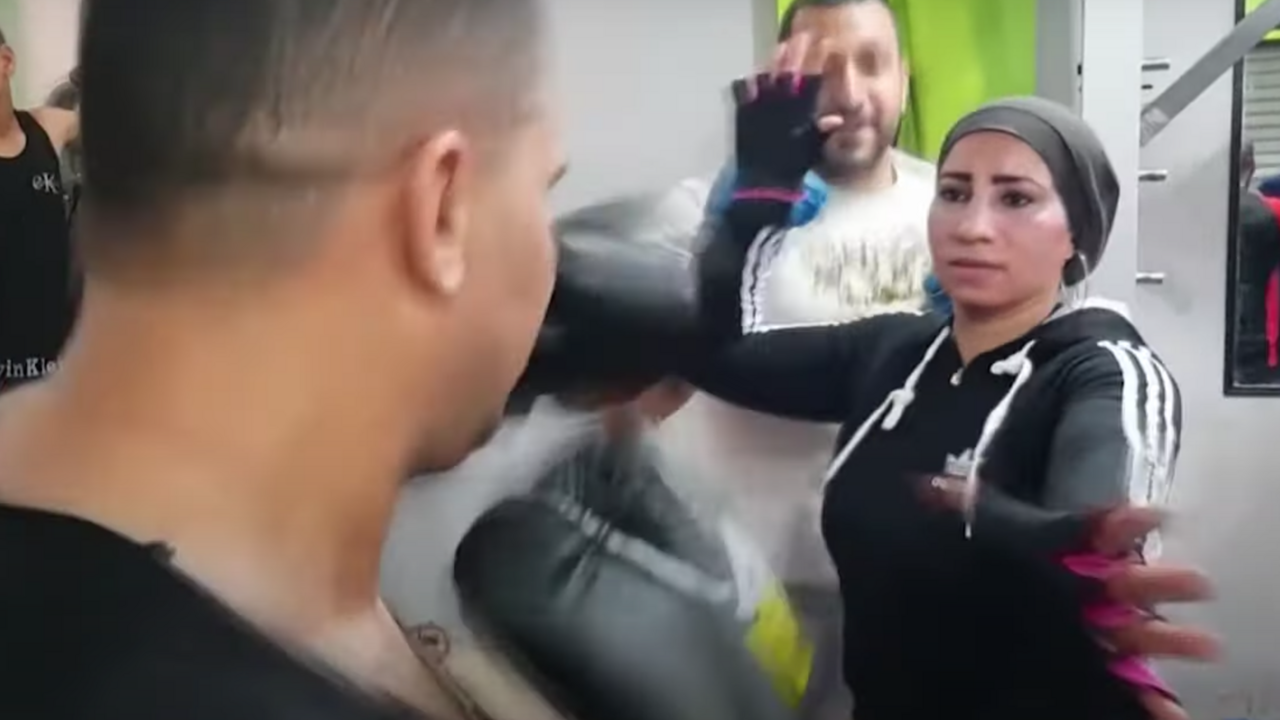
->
{"left": 822, "top": 327, "right": 951, "bottom": 489}
{"left": 962, "top": 340, "right": 1036, "bottom": 536}
{"left": 821, "top": 329, "right": 1040, "bottom": 540}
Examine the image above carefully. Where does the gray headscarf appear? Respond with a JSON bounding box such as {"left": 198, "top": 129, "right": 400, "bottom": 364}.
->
{"left": 937, "top": 96, "right": 1119, "bottom": 287}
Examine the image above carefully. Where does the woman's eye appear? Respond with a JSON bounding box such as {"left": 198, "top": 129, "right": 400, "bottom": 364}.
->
{"left": 1001, "top": 192, "right": 1033, "bottom": 208}
{"left": 937, "top": 187, "right": 966, "bottom": 202}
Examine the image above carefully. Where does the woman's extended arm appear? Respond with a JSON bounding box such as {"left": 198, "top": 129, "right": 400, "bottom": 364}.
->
{"left": 514, "top": 71, "right": 908, "bottom": 421}
{"left": 677, "top": 208, "right": 894, "bottom": 422}
{"left": 1041, "top": 342, "right": 1180, "bottom": 516}
{"left": 957, "top": 342, "right": 1184, "bottom": 714}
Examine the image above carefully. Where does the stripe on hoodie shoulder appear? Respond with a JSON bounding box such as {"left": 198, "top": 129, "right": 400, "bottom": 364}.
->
{"left": 1095, "top": 340, "right": 1178, "bottom": 508}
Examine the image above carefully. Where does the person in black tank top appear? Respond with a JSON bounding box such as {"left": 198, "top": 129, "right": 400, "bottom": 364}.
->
{"left": 0, "top": 33, "right": 80, "bottom": 391}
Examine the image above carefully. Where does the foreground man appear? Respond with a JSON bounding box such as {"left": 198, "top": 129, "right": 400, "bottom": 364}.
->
{"left": 0, "top": 0, "right": 561, "bottom": 718}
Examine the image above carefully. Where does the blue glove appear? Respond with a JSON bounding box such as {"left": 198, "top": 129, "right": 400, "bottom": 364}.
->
{"left": 705, "top": 161, "right": 827, "bottom": 227}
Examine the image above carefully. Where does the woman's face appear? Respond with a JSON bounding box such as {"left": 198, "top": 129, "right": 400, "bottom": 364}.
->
{"left": 928, "top": 131, "right": 1075, "bottom": 316}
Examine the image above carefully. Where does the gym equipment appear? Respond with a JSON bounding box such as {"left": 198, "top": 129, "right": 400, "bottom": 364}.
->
{"left": 1141, "top": 0, "right": 1280, "bottom": 145}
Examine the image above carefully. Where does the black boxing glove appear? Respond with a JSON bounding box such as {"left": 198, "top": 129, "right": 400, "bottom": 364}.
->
{"left": 727, "top": 73, "right": 827, "bottom": 229}
{"left": 507, "top": 75, "right": 830, "bottom": 411}
{"left": 508, "top": 213, "right": 704, "bottom": 410}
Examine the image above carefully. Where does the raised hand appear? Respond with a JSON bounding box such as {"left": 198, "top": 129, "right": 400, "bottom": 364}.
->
{"left": 727, "top": 34, "right": 840, "bottom": 223}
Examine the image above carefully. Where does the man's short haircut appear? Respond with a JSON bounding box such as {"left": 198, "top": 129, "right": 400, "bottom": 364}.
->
{"left": 77, "top": 0, "right": 544, "bottom": 271}
{"left": 777, "top": 0, "right": 900, "bottom": 47}
{"left": 0, "top": 26, "right": 7, "bottom": 46}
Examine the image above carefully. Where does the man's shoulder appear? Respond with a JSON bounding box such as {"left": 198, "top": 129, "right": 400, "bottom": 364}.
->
{"left": 0, "top": 506, "right": 410, "bottom": 719}
{"left": 891, "top": 150, "right": 937, "bottom": 191}
{"left": 25, "top": 107, "right": 75, "bottom": 149}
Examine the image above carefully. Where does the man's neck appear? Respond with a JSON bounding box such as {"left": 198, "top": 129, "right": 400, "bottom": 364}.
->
{"left": 952, "top": 293, "right": 1059, "bottom": 363}
{"left": 0, "top": 101, "right": 19, "bottom": 137}
{"left": 2, "top": 294, "right": 415, "bottom": 634}
{"left": 823, "top": 153, "right": 897, "bottom": 193}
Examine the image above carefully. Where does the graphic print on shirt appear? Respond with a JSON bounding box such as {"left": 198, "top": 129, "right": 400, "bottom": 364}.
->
{"left": 942, "top": 449, "right": 976, "bottom": 480}
{"left": 799, "top": 226, "right": 932, "bottom": 317}
{"left": 753, "top": 155, "right": 937, "bottom": 325}
{"left": 30, "top": 171, "right": 61, "bottom": 196}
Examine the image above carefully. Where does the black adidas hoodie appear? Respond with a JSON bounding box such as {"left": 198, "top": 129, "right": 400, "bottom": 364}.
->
{"left": 686, "top": 286, "right": 1179, "bottom": 718}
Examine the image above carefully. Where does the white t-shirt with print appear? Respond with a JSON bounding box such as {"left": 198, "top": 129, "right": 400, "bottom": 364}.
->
{"left": 657, "top": 151, "right": 936, "bottom": 585}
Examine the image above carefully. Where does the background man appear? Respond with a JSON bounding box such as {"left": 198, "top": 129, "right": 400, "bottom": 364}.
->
{"left": 658, "top": 2, "right": 934, "bottom": 715}
{"left": 1232, "top": 138, "right": 1280, "bottom": 385}
{"left": 0, "top": 0, "right": 561, "bottom": 717}
{"left": 0, "top": 28, "right": 79, "bottom": 389}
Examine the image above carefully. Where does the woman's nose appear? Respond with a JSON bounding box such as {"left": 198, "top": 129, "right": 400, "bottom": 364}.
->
{"left": 953, "top": 205, "right": 996, "bottom": 244}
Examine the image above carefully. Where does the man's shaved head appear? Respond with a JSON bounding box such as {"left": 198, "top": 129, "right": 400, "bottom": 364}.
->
{"left": 72, "top": 0, "right": 563, "bottom": 471}
{"left": 78, "top": 0, "right": 545, "bottom": 271}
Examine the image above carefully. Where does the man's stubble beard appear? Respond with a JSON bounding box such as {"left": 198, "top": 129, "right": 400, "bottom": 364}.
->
{"left": 816, "top": 130, "right": 895, "bottom": 185}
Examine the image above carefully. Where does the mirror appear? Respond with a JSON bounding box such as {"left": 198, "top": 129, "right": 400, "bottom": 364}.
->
{"left": 1227, "top": 0, "right": 1280, "bottom": 393}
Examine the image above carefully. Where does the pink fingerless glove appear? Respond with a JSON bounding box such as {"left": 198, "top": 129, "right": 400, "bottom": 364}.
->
{"left": 1062, "top": 552, "right": 1177, "bottom": 701}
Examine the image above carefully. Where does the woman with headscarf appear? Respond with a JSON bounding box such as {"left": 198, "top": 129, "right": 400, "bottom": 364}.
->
{"left": 519, "top": 38, "right": 1217, "bottom": 720}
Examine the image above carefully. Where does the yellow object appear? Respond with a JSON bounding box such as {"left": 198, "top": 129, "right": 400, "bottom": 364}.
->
{"left": 1246, "top": 0, "right": 1280, "bottom": 43}
{"left": 744, "top": 580, "right": 813, "bottom": 708}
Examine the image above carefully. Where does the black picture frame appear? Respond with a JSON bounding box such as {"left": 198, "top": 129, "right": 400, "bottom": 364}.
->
{"left": 1222, "top": 0, "right": 1280, "bottom": 395}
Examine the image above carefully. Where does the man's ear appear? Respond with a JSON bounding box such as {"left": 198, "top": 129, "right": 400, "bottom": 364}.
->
{"left": 404, "top": 131, "right": 472, "bottom": 298}
{"left": 1, "top": 47, "right": 16, "bottom": 80}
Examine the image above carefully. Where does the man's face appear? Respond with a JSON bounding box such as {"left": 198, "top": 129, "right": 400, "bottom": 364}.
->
{"left": 410, "top": 103, "right": 564, "bottom": 467}
{"left": 791, "top": 3, "right": 906, "bottom": 181}
{"left": 0, "top": 46, "right": 14, "bottom": 96}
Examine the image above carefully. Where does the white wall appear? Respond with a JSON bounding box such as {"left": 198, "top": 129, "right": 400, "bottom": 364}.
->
{"left": 546, "top": 0, "right": 768, "bottom": 211}
{"left": 0, "top": 0, "right": 79, "bottom": 108}
{"left": 2, "top": 0, "right": 767, "bottom": 205}
{"left": 1138, "top": 1, "right": 1280, "bottom": 717}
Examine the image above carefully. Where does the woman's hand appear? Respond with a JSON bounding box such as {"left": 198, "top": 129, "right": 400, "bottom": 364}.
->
{"left": 1081, "top": 507, "right": 1219, "bottom": 720}
{"left": 930, "top": 477, "right": 1218, "bottom": 719}
{"left": 727, "top": 34, "right": 841, "bottom": 226}
{"left": 1087, "top": 508, "right": 1217, "bottom": 661}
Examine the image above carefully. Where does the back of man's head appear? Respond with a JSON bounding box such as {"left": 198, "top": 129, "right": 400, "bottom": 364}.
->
{"left": 75, "top": 0, "right": 564, "bottom": 471}
{"left": 79, "top": 0, "right": 545, "bottom": 272}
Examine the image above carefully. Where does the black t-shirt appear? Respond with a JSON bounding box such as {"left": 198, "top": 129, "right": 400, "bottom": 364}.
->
{"left": 0, "top": 503, "right": 427, "bottom": 719}
{"left": 0, "top": 112, "right": 78, "bottom": 386}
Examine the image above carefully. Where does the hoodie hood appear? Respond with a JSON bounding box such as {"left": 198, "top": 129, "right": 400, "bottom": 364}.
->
{"left": 1033, "top": 301, "right": 1142, "bottom": 356}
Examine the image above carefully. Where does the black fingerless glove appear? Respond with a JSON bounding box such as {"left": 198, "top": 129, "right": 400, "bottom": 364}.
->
{"left": 729, "top": 73, "right": 827, "bottom": 228}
